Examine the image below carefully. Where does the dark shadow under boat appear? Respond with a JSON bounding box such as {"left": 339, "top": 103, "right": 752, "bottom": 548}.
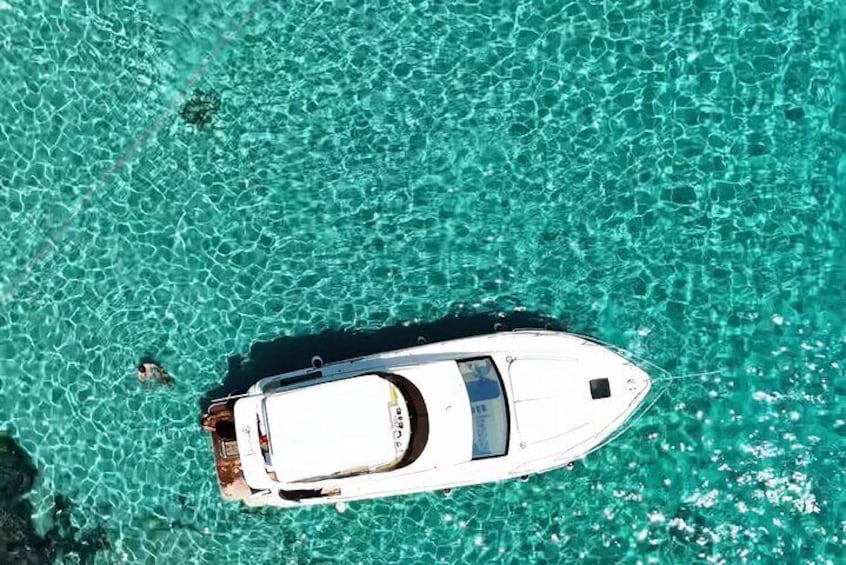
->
{"left": 198, "top": 310, "right": 569, "bottom": 414}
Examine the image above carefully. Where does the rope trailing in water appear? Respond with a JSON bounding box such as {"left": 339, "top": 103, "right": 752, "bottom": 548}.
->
{"left": 651, "top": 370, "right": 723, "bottom": 382}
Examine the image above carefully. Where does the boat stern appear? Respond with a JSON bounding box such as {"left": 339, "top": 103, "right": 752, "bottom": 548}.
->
{"left": 202, "top": 402, "right": 252, "bottom": 502}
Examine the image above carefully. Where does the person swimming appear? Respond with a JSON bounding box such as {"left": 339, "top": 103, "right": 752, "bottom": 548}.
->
{"left": 137, "top": 362, "right": 174, "bottom": 386}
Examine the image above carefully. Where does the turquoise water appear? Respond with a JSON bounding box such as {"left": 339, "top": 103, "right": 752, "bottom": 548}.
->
{"left": 1, "top": 0, "right": 845, "bottom": 562}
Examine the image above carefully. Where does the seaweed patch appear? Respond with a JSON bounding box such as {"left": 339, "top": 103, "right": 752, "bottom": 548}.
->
{"left": 179, "top": 89, "right": 221, "bottom": 129}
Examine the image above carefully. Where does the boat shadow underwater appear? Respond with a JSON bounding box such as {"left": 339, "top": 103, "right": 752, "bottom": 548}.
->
{"left": 198, "top": 310, "right": 570, "bottom": 414}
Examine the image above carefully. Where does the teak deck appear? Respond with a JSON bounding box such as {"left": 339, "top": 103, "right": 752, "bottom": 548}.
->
{"left": 202, "top": 402, "right": 251, "bottom": 502}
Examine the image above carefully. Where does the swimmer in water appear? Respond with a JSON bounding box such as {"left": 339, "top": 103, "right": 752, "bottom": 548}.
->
{"left": 137, "top": 362, "right": 174, "bottom": 386}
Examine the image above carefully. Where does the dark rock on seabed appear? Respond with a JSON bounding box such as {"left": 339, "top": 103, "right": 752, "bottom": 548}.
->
{"left": 0, "top": 433, "right": 109, "bottom": 565}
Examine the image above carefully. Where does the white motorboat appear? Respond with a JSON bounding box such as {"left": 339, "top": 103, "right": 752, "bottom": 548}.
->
{"left": 202, "top": 329, "right": 652, "bottom": 507}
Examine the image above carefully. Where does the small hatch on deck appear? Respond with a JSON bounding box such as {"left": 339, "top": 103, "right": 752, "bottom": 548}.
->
{"left": 590, "top": 378, "right": 611, "bottom": 399}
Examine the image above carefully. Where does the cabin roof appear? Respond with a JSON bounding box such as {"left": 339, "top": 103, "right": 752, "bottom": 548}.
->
{"left": 263, "top": 374, "right": 409, "bottom": 482}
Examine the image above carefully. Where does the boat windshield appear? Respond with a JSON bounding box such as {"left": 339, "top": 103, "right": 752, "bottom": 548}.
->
{"left": 457, "top": 358, "right": 509, "bottom": 459}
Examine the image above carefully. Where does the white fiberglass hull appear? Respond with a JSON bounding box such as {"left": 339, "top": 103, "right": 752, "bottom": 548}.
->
{"left": 204, "top": 330, "right": 652, "bottom": 508}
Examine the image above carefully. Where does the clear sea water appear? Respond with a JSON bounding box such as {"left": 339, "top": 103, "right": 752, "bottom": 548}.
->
{"left": 1, "top": 0, "right": 844, "bottom": 563}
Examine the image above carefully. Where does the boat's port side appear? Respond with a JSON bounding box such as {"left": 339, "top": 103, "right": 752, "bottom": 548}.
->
{"left": 202, "top": 402, "right": 252, "bottom": 502}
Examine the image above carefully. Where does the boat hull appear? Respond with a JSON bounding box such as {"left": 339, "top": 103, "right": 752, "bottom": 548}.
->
{"left": 202, "top": 330, "right": 653, "bottom": 508}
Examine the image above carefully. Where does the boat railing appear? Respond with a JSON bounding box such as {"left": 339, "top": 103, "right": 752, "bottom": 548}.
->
{"left": 208, "top": 390, "right": 264, "bottom": 406}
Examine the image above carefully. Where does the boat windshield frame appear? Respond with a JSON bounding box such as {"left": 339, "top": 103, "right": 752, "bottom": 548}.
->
{"left": 457, "top": 356, "right": 510, "bottom": 459}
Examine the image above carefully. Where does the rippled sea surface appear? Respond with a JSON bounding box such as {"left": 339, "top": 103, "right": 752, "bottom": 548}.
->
{"left": 1, "top": 0, "right": 844, "bottom": 563}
